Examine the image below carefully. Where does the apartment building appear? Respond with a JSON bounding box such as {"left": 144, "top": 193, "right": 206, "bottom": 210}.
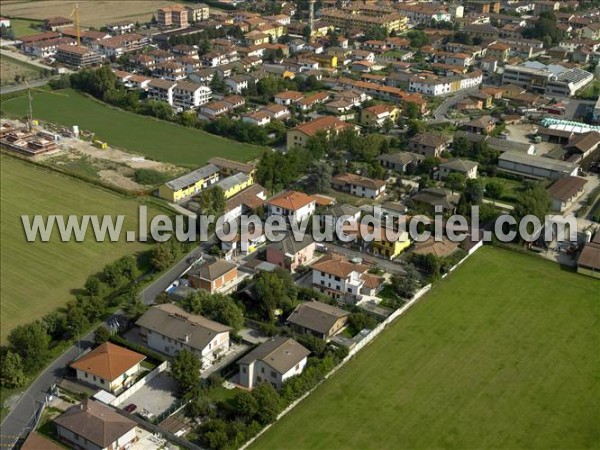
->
{"left": 287, "top": 115, "right": 355, "bottom": 149}
{"left": 148, "top": 78, "right": 177, "bottom": 105}
{"left": 319, "top": 7, "right": 408, "bottom": 34}
{"left": 55, "top": 44, "right": 102, "bottom": 67}
{"left": 172, "top": 81, "right": 212, "bottom": 110}
{"left": 266, "top": 190, "right": 316, "bottom": 224}
{"left": 360, "top": 104, "right": 400, "bottom": 127}
{"left": 93, "top": 33, "right": 147, "bottom": 57}
{"left": 502, "top": 63, "right": 593, "bottom": 97}
{"left": 156, "top": 4, "right": 189, "bottom": 28}
{"left": 332, "top": 173, "right": 387, "bottom": 199}
{"left": 409, "top": 71, "right": 483, "bottom": 96}
{"left": 158, "top": 163, "right": 220, "bottom": 201}
{"left": 23, "top": 37, "right": 75, "bottom": 58}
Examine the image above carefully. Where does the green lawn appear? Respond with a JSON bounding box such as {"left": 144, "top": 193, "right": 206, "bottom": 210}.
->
{"left": 0, "top": 156, "right": 163, "bottom": 341}
{"left": 1, "top": 89, "right": 265, "bottom": 167}
{"left": 6, "top": 18, "right": 43, "bottom": 38}
{"left": 254, "top": 247, "right": 600, "bottom": 450}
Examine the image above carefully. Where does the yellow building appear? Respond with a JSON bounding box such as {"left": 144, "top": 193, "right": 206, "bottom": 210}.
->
{"left": 257, "top": 23, "right": 285, "bottom": 39}
{"left": 311, "top": 54, "right": 338, "bottom": 69}
{"left": 159, "top": 164, "right": 220, "bottom": 202}
{"left": 372, "top": 231, "right": 411, "bottom": 260}
{"left": 319, "top": 8, "right": 408, "bottom": 34}
{"left": 360, "top": 104, "right": 400, "bottom": 128}
{"left": 245, "top": 30, "right": 270, "bottom": 46}
{"left": 214, "top": 172, "right": 253, "bottom": 199}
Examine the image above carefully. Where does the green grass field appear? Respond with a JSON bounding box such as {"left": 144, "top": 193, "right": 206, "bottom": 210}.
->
{"left": 254, "top": 248, "right": 600, "bottom": 450}
{"left": 0, "top": 55, "right": 45, "bottom": 86}
{"left": 0, "top": 156, "right": 163, "bottom": 341}
{"left": 6, "top": 18, "right": 43, "bottom": 37}
{"left": 0, "top": 89, "right": 265, "bottom": 167}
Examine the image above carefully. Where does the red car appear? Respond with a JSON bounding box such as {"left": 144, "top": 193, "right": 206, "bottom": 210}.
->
{"left": 124, "top": 403, "right": 137, "bottom": 413}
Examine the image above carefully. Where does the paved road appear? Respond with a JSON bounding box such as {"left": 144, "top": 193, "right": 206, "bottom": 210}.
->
{"left": 432, "top": 86, "right": 481, "bottom": 120}
{"left": 1, "top": 237, "right": 216, "bottom": 449}
{"left": 0, "top": 78, "right": 48, "bottom": 95}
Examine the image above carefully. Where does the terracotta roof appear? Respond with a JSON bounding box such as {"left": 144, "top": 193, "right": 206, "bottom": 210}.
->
{"left": 71, "top": 342, "right": 145, "bottom": 381}
{"left": 57, "top": 44, "right": 93, "bottom": 55}
{"left": 267, "top": 190, "right": 315, "bottom": 211}
{"left": 547, "top": 176, "right": 587, "bottom": 202}
{"left": 208, "top": 157, "right": 254, "bottom": 174}
{"left": 311, "top": 254, "right": 368, "bottom": 278}
{"left": 361, "top": 273, "right": 385, "bottom": 290}
{"left": 332, "top": 173, "right": 386, "bottom": 190}
{"left": 566, "top": 131, "right": 600, "bottom": 153}
{"left": 193, "top": 260, "right": 237, "bottom": 281}
{"left": 287, "top": 301, "right": 350, "bottom": 335}
{"left": 53, "top": 400, "right": 136, "bottom": 448}
{"left": 226, "top": 183, "right": 266, "bottom": 211}
{"left": 21, "top": 432, "right": 62, "bottom": 450}
{"left": 364, "top": 104, "right": 397, "bottom": 116}
{"left": 293, "top": 116, "right": 353, "bottom": 138}
{"left": 413, "top": 237, "right": 459, "bottom": 257}
{"left": 578, "top": 242, "right": 600, "bottom": 270}
{"left": 238, "top": 337, "right": 310, "bottom": 374}
{"left": 275, "top": 90, "right": 304, "bottom": 101}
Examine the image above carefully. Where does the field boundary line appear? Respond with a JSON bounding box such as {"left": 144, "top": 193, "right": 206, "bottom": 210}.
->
{"left": 239, "top": 242, "right": 484, "bottom": 450}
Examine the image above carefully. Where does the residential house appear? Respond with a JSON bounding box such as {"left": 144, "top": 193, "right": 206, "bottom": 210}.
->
{"left": 360, "top": 104, "right": 400, "bottom": 127}
{"left": 274, "top": 90, "right": 304, "bottom": 105}
{"left": 222, "top": 183, "right": 266, "bottom": 223}
{"left": 408, "top": 133, "right": 450, "bottom": 158}
{"left": 547, "top": 176, "right": 587, "bottom": 212}
{"left": 21, "top": 432, "right": 62, "bottom": 450}
{"left": 155, "top": 61, "right": 186, "bottom": 81}
{"left": 464, "top": 115, "right": 495, "bottom": 134}
{"left": 332, "top": 173, "right": 387, "bottom": 199}
{"left": 581, "top": 23, "right": 600, "bottom": 39}
{"left": 486, "top": 42, "right": 510, "bottom": 62}
{"left": 266, "top": 190, "right": 316, "bottom": 224}
{"left": 322, "top": 203, "right": 362, "bottom": 231}
{"left": 54, "top": 400, "right": 136, "bottom": 450}
{"left": 378, "top": 152, "right": 425, "bottom": 173}
{"left": 158, "top": 163, "right": 220, "bottom": 201}
{"left": 242, "top": 110, "right": 271, "bottom": 126}
{"left": 287, "top": 300, "right": 350, "bottom": 339}
{"left": 136, "top": 304, "right": 231, "bottom": 365}
{"left": 106, "top": 21, "right": 135, "bottom": 35}
{"left": 287, "top": 116, "right": 354, "bottom": 149}
{"left": 577, "top": 232, "right": 600, "bottom": 279}
{"left": 70, "top": 342, "right": 145, "bottom": 394}
{"left": 413, "top": 236, "right": 460, "bottom": 258}
{"left": 209, "top": 157, "right": 255, "bottom": 178}
{"left": 44, "top": 16, "right": 73, "bottom": 31}
{"left": 262, "top": 103, "right": 290, "bottom": 121}
{"left": 438, "top": 159, "right": 479, "bottom": 180}
{"left": 188, "top": 259, "right": 238, "bottom": 293}
{"left": 225, "top": 75, "right": 249, "bottom": 94}
{"left": 266, "top": 234, "right": 316, "bottom": 273}
{"left": 410, "top": 187, "right": 460, "bottom": 213}
{"left": 198, "top": 101, "right": 231, "bottom": 121}
{"left": 238, "top": 337, "right": 310, "bottom": 390}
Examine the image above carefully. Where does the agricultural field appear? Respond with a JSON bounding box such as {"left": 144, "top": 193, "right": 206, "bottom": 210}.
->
{"left": 0, "top": 155, "right": 164, "bottom": 342}
{"left": 254, "top": 247, "right": 600, "bottom": 450}
{"left": 1, "top": 89, "right": 265, "bottom": 167}
{"left": 1, "top": 0, "right": 173, "bottom": 28}
{"left": 0, "top": 55, "right": 45, "bottom": 86}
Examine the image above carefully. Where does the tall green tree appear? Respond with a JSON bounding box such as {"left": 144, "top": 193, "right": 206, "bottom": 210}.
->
{"left": 170, "top": 349, "right": 201, "bottom": 393}
{"left": 7, "top": 322, "right": 50, "bottom": 370}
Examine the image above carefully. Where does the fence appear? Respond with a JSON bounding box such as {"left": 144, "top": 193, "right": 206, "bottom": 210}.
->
{"left": 239, "top": 242, "right": 483, "bottom": 450}
{"left": 111, "top": 361, "right": 169, "bottom": 407}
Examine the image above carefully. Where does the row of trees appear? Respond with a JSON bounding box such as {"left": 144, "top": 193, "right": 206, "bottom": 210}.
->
{"left": 1, "top": 254, "right": 146, "bottom": 389}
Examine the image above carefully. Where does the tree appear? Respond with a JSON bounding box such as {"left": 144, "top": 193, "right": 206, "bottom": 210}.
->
{"left": 251, "top": 382, "right": 284, "bottom": 425}
{"left": 514, "top": 183, "right": 550, "bottom": 239}
{"left": 84, "top": 275, "right": 108, "bottom": 298}
{"left": 7, "top": 322, "right": 50, "bottom": 370}
{"left": 392, "top": 264, "right": 421, "bottom": 299}
{"left": 122, "top": 293, "right": 148, "bottom": 320}
{"left": 253, "top": 269, "right": 297, "bottom": 321}
{"left": 445, "top": 172, "right": 466, "bottom": 193}
{"left": 407, "top": 30, "right": 429, "bottom": 48}
{"left": 1, "top": 350, "right": 26, "bottom": 388}
{"left": 406, "top": 119, "right": 425, "bottom": 137}
{"left": 234, "top": 391, "right": 259, "bottom": 420}
{"left": 485, "top": 180, "right": 504, "bottom": 200}
{"left": 170, "top": 349, "right": 201, "bottom": 393}
{"left": 464, "top": 178, "right": 484, "bottom": 205}
{"left": 184, "top": 291, "right": 244, "bottom": 330}
{"left": 347, "top": 312, "right": 377, "bottom": 335}
{"left": 405, "top": 102, "right": 420, "bottom": 120}
{"left": 302, "top": 25, "right": 312, "bottom": 41}
{"left": 209, "top": 73, "right": 226, "bottom": 92}
{"left": 305, "top": 161, "right": 332, "bottom": 194}
{"left": 94, "top": 325, "right": 111, "bottom": 345}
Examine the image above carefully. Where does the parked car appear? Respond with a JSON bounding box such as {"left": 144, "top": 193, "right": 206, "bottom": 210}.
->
{"left": 124, "top": 403, "right": 137, "bottom": 413}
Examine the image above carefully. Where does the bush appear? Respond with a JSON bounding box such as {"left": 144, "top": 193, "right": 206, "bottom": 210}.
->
{"left": 133, "top": 169, "right": 170, "bottom": 185}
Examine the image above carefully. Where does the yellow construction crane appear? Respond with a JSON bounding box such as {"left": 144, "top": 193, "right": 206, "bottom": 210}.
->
{"left": 70, "top": 2, "right": 81, "bottom": 46}
{"left": 24, "top": 81, "right": 69, "bottom": 131}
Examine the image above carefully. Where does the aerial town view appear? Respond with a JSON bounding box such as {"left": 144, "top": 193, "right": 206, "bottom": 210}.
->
{"left": 0, "top": 0, "right": 598, "bottom": 449}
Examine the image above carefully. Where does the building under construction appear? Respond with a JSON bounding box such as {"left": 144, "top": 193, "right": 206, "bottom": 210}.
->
{"left": 0, "top": 121, "right": 59, "bottom": 157}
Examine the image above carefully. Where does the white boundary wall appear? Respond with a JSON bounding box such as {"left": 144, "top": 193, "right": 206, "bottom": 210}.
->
{"left": 239, "top": 242, "right": 484, "bottom": 450}
{"left": 111, "top": 361, "right": 169, "bottom": 407}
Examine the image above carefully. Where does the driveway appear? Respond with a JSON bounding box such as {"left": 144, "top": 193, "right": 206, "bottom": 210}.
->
{"left": 120, "top": 373, "right": 179, "bottom": 418}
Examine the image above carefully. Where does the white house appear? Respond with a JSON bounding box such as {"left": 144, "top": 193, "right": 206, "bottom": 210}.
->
{"left": 225, "top": 75, "right": 249, "bottom": 94}
{"left": 438, "top": 159, "right": 479, "bottom": 180}
{"left": 237, "top": 337, "right": 310, "bottom": 390}
{"left": 70, "top": 342, "right": 145, "bottom": 394}
{"left": 147, "top": 78, "right": 177, "bottom": 105}
{"left": 172, "top": 81, "right": 212, "bottom": 110}
{"left": 311, "top": 255, "right": 368, "bottom": 304}
{"left": 266, "top": 190, "right": 316, "bottom": 224}
{"left": 54, "top": 400, "right": 136, "bottom": 450}
{"left": 136, "top": 304, "right": 231, "bottom": 367}
{"left": 242, "top": 110, "right": 271, "bottom": 126}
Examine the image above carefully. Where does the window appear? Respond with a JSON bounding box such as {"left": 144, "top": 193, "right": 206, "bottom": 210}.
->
{"left": 271, "top": 371, "right": 277, "bottom": 378}
{"left": 242, "top": 367, "right": 247, "bottom": 373}
{"left": 261, "top": 367, "right": 265, "bottom": 374}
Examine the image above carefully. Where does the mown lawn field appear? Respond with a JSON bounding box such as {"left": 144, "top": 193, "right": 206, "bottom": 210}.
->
{"left": 0, "top": 156, "right": 164, "bottom": 341}
{"left": 0, "top": 89, "right": 265, "bottom": 167}
{"left": 254, "top": 247, "right": 600, "bottom": 450}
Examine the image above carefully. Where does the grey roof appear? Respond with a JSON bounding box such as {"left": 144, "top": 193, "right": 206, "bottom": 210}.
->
{"left": 327, "top": 203, "right": 361, "bottom": 218}
{"left": 269, "top": 233, "right": 314, "bottom": 256}
{"left": 287, "top": 301, "right": 350, "bottom": 335}
{"left": 53, "top": 400, "right": 135, "bottom": 448}
{"left": 237, "top": 337, "right": 310, "bottom": 374}
{"left": 191, "top": 260, "right": 237, "bottom": 281}
{"left": 378, "top": 151, "right": 425, "bottom": 166}
{"left": 453, "top": 131, "right": 534, "bottom": 154}
{"left": 409, "top": 133, "right": 449, "bottom": 148}
{"left": 165, "top": 164, "right": 220, "bottom": 191}
{"left": 215, "top": 172, "right": 249, "bottom": 191}
{"left": 136, "top": 304, "right": 231, "bottom": 352}
{"left": 411, "top": 188, "right": 460, "bottom": 209}
{"left": 499, "top": 152, "right": 578, "bottom": 174}
{"left": 440, "top": 159, "right": 478, "bottom": 172}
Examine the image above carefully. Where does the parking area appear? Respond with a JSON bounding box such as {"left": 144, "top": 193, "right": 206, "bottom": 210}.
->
{"left": 122, "top": 373, "right": 179, "bottom": 419}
